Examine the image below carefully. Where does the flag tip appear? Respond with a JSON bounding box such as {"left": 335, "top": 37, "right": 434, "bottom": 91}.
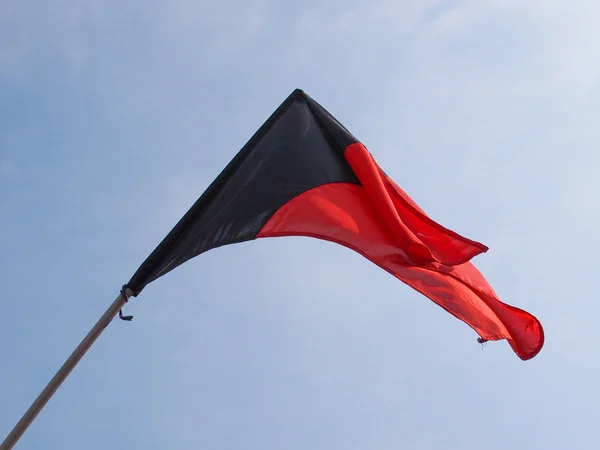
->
{"left": 291, "top": 88, "right": 306, "bottom": 98}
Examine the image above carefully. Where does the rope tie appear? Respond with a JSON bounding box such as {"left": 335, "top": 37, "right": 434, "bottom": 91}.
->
{"left": 119, "top": 285, "right": 134, "bottom": 321}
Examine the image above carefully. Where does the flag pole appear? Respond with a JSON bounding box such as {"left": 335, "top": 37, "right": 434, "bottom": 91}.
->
{"left": 0, "top": 288, "right": 132, "bottom": 450}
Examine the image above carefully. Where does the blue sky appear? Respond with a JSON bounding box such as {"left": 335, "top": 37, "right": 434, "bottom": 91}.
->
{"left": 1, "top": 0, "right": 599, "bottom": 448}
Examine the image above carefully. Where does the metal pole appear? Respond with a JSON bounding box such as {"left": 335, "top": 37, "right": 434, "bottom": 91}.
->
{"left": 0, "top": 290, "right": 131, "bottom": 450}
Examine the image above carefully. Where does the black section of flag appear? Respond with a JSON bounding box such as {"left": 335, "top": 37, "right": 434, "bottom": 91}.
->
{"left": 127, "top": 89, "right": 359, "bottom": 295}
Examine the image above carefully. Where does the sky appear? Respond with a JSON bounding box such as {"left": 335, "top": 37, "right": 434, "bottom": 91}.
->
{"left": 1, "top": 0, "right": 599, "bottom": 449}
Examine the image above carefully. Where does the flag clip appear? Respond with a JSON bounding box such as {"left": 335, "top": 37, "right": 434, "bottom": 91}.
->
{"left": 477, "top": 337, "right": 488, "bottom": 350}
{"left": 119, "top": 285, "right": 134, "bottom": 321}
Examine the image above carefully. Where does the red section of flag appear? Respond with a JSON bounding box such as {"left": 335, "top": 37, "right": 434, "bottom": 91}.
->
{"left": 257, "top": 153, "right": 544, "bottom": 360}
{"left": 344, "top": 143, "right": 489, "bottom": 266}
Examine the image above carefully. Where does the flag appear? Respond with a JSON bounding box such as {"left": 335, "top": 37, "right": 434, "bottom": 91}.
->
{"left": 126, "top": 89, "right": 544, "bottom": 360}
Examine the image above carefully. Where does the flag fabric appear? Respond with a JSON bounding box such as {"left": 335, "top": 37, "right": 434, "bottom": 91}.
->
{"left": 126, "top": 89, "right": 544, "bottom": 360}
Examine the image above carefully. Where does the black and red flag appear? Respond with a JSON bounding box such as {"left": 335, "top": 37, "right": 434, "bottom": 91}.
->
{"left": 126, "top": 89, "right": 544, "bottom": 360}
